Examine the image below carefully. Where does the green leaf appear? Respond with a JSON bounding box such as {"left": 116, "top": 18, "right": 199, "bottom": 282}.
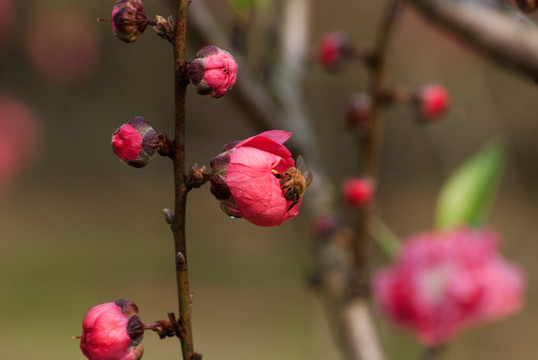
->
{"left": 435, "top": 140, "right": 506, "bottom": 229}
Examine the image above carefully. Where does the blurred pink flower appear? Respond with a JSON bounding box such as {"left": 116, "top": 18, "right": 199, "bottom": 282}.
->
{"left": 342, "top": 177, "right": 375, "bottom": 208}
{"left": 373, "top": 228, "right": 524, "bottom": 346}
{"left": 209, "top": 130, "right": 302, "bottom": 226}
{"left": 189, "top": 46, "right": 238, "bottom": 98}
{"left": 0, "top": 0, "right": 14, "bottom": 51}
{"left": 80, "top": 300, "right": 144, "bottom": 360}
{"left": 25, "top": 8, "right": 101, "bottom": 88}
{"left": 0, "top": 93, "right": 43, "bottom": 198}
{"left": 318, "top": 32, "right": 351, "bottom": 71}
{"left": 415, "top": 84, "right": 450, "bottom": 122}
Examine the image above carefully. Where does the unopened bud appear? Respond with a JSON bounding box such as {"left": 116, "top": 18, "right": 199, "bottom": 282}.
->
{"left": 342, "top": 177, "right": 375, "bottom": 208}
{"left": 111, "top": 116, "right": 160, "bottom": 168}
{"left": 346, "top": 93, "right": 372, "bottom": 137}
{"left": 107, "top": 0, "right": 154, "bottom": 43}
{"left": 413, "top": 84, "right": 450, "bottom": 123}
{"left": 189, "top": 46, "right": 238, "bottom": 98}
{"left": 318, "top": 32, "right": 353, "bottom": 72}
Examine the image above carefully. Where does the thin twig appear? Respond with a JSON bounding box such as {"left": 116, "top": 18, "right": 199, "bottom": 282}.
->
{"left": 405, "top": 0, "right": 538, "bottom": 80}
{"left": 171, "top": 0, "right": 196, "bottom": 359}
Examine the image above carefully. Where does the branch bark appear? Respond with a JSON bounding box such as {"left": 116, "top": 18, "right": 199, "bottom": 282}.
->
{"left": 405, "top": 0, "right": 538, "bottom": 79}
{"left": 171, "top": 1, "right": 196, "bottom": 359}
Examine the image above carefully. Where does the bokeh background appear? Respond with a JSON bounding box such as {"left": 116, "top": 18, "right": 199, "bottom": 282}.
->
{"left": 1, "top": 0, "right": 538, "bottom": 359}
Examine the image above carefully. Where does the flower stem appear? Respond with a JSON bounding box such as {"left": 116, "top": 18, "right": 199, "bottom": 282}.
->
{"left": 171, "top": 0, "right": 195, "bottom": 359}
{"left": 352, "top": 0, "right": 403, "bottom": 297}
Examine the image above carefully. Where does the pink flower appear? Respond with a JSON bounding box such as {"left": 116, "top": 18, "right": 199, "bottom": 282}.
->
{"left": 189, "top": 46, "right": 238, "bottom": 98}
{"left": 414, "top": 84, "right": 450, "bottom": 122}
{"left": 25, "top": 8, "right": 101, "bottom": 88}
{"left": 373, "top": 228, "right": 524, "bottom": 346}
{"left": 342, "top": 177, "right": 375, "bottom": 208}
{"left": 79, "top": 300, "right": 144, "bottom": 360}
{"left": 111, "top": 117, "right": 160, "bottom": 168}
{"left": 209, "top": 130, "right": 304, "bottom": 226}
{"left": 318, "top": 32, "right": 351, "bottom": 71}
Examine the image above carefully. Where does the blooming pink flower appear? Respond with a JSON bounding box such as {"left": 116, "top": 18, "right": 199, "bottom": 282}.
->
{"left": 111, "top": 117, "right": 160, "bottom": 168}
{"left": 342, "top": 177, "right": 375, "bottom": 208}
{"left": 373, "top": 228, "right": 524, "bottom": 346}
{"left": 209, "top": 130, "right": 303, "bottom": 226}
{"left": 318, "top": 32, "right": 351, "bottom": 71}
{"left": 189, "top": 46, "right": 238, "bottom": 98}
{"left": 415, "top": 84, "right": 450, "bottom": 122}
{"left": 25, "top": 8, "right": 101, "bottom": 88}
{"left": 80, "top": 300, "right": 144, "bottom": 360}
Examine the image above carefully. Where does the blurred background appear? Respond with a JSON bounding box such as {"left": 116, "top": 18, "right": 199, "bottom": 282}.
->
{"left": 1, "top": 0, "right": 538, "bottom": 359}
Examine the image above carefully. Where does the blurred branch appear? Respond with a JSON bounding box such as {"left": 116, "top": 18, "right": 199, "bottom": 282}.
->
{"left": 405, "top": 0, "right": 538, "bottom": 79}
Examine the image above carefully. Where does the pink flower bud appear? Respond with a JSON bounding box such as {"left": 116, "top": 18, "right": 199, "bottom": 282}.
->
{"left": 79, "top": 299, "right": 144, "bottom": 360}
{"left": 346, "top": 93, "right": 372, "bottom": 137}
{"left": 373, "top": 228, "right": 525, "bottom": 346}
{"left": 112, "top": 117, "right": 160, "bottom": 168}
{"left": 342, "top": 177, "right": 375, "bottom": 208}
{"left": 189, "top": 46, "right": 238, "bottom": 98}
{"left": 414, "top": 84, "right": 450, "bottom": 122}
{"left": 318, "top": 32, "right": 352, "bottom": 71}
{"left": 209, "top": 130, "right": 310, "bottom": 226}
{"left": 110, "top": 0, "right": 153, "bottom": 43}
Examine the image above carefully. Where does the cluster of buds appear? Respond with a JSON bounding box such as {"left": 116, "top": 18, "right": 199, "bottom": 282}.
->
{"left": 100, "top": 0, "right": 155, "bottom": 43}
{"left": 78, "top": 300, "right": 145, "bottom": 360}
{"left": 344, "top": 83, "right": 450, "bottom": 137}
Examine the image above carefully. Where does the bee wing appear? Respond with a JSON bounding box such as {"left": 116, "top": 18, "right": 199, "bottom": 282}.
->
{"left": 303, "top": 170, "right": 313, "bottom": 188}
{"left": 295, "top": 155, "right": 306, "bottom": 173}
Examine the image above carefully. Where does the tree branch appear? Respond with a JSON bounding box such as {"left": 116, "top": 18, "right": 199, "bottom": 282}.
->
{"left": 405, "top": 0, "right": 538, "bottom": 79}
{"left": 171, "top": 0, "right": 196, "bottom": 359}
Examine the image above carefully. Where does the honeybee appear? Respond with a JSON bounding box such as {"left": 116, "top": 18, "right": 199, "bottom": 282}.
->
{"left": 274, "top": 156, "right": 313, "bottom": 212}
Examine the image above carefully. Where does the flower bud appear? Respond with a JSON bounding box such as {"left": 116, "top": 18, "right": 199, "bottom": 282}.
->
{"left": 318, "top": 32, "right": 352, "bottom": 72}
{"left": 209, "top": 130, "right": 305, "bottom": 226}
{"left": 413, "top": 84, "right": 450, "bottom": 122}
{"left": 342, "top": 177, "right": 375, "bottom": 208}
{"left": 79, "top": 299, "right": 145, "bottom": 360}
{"left": 111, "top": 117, "right": 160, "bottom": 168}
{"left": 516, "top": 0, "right": 538, "bottom": 12}
{"left": 189, "top": 46, "right": 238, "bottom": 98}
{"left": 345, "top": 93, "right": 372, "bottom": 137}
{"left": 110, "top": 0, "right": 153, "bottom": 43}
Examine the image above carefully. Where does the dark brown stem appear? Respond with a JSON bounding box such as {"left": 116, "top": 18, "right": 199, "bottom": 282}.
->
{"left": 171, "top": 1, "right": 195, "bottom": 359}
{"left": 351, "top": 0, "right": 403, "bottom": 297}
{"left": 421, "top": 346, "right": 445, "bottom": 360}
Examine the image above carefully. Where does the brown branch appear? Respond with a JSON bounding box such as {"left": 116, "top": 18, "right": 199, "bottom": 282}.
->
{"left": 405, "top": 0, "right": 538, "bottom": 79}
{"left": 171, "top": 0, "right": 196, "bottom": 359}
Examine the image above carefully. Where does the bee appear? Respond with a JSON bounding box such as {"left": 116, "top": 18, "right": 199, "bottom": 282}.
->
{"left": 274, "top": 155, "right": 313, "bottom": 212}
